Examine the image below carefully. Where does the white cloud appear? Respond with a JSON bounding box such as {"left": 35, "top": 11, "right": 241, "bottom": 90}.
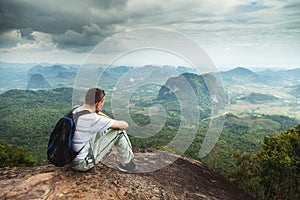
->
{"left": 11, "top": 31, "right": 54, "bottom": 50}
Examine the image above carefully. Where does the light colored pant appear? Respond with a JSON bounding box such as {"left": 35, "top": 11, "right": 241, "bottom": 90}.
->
{"left": 71, "top": 129, "right": 134, "bottom": 171}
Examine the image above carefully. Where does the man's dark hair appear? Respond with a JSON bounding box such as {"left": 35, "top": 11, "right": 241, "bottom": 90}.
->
{"left": 85, "top": 88, "right": 106, "bottom": 106}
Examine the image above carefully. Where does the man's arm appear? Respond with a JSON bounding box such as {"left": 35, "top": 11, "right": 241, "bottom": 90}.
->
{"left": 110, "top": 120, "right": 129, "bottom": 130}
{"left": 97, "top": 111, "right": 112, "bottom": 119}
{"left": 97, "top": 111, "right": 128, "bottom": 130}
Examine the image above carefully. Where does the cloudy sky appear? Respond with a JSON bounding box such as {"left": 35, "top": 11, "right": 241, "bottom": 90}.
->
{"left": 0, "top": 0, "right": 299, "bottom": 69}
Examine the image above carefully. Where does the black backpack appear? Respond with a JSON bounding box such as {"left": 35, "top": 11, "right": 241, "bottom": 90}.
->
{"left": 47, "top": 107, "right": 91, "bottom": 167}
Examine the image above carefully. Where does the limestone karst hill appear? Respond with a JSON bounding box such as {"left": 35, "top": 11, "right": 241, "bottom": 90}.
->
{"left": 0, "top": 149, "right": 253, "bottom": 200}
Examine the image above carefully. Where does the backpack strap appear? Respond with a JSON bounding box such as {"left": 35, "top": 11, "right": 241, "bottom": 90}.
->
{"left": 71, "top": 105, "right": 80, "bottom": 112}
{"left": 73, "top": 109, "right": 91, "bottom": 124}
{"left": 71, "top": 107, "right": 97, "bottom": 173}
{"left": 71, "top": 106, "right": 91, "bottom": 124}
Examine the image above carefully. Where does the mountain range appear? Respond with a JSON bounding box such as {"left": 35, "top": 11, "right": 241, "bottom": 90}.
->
{"left": 1, "top": 63, "right": 300, "bottom": 118}
{"left": 220, "top": 66, "right": 300, "bottom": 87}
{"left": 1, "top": 62, "right": 299, "bottom": 92}
{"left": 1, "top": 64, "right": 299, "bottom": 120}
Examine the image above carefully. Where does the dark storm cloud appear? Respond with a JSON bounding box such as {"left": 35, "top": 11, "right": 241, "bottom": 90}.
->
{"left": 0, "top": 0, "right": 66, "bottom": 34}
{"left": 19, "top": 28, "right": 35, "bottom": 40}
{"left": 53, "top": 23, "right": 116, "bottom": 51}
{"left": 0, "top": 0, "right": 129, "bottom": 34}
{"left": 0, "top": 0, "right": 129, "bottom": 50}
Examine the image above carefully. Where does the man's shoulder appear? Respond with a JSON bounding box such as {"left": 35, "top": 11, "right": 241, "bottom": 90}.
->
{"left": 73, "top": 106, "right": 92, "bottom": 114}
{"left": 73, "top": 107, "right": 95, "bottom": 120}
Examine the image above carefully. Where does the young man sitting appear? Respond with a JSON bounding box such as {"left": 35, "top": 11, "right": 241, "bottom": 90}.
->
{"left": 71, "top": 87, "right": 138, "bottom": 172}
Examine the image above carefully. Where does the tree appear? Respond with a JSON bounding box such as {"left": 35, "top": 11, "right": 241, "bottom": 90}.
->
{"left": 258, "top": 125, "right": 300, "bottom": 199}
{"left": 231, "top": 124, "right": 300, "bottom": 199}
{"left": 0, "top": 140, "right": 36, "bottom": 167}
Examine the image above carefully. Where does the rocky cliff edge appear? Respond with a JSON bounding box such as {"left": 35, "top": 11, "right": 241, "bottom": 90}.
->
{"left": 0, "top": 149, "right": 253, "bottom": 200}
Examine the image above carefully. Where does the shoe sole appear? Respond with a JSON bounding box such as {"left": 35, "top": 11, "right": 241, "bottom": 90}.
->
{"left": 117, "top": 166, "right": 138, "bottom": 173}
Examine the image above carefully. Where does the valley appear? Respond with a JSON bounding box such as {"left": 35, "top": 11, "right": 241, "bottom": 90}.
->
{"left": 225, "top": 84, "right": 300, "bottom": 119}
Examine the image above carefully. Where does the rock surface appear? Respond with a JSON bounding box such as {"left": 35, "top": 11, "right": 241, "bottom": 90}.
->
{"left": 0, "top": 149, "right": 253, "bottom": 200}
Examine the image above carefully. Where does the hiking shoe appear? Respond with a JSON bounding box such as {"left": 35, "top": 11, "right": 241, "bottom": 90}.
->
{"left": 118, "top": 160, "right": 138, "bottom": 173}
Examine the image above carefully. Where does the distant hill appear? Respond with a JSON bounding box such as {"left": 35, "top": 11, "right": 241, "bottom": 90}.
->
{"left": 239, "top": 92, "right": 279, "bottom": 103}
{"left": 257, "top": 68, "right": 300, "bottom": 86}
{"left": 0, "top": 65, "right": 28, "bottom": 93}
{"left": 157, "top": 72, "right": 227, "bottom": 111}
{"left": 157, "top": 73, "right": 220, "bottom": 101}
{"left": 101, "top": 65, "right": 197, "bottom": 82}
{"left": 27, "top": 74, "right": 51, "bottom": 89}
{"left": 26, "top": 65, "right": 78, "bottom": 88}
{"left": 28, "top": 64, "right": 78, "bottom": 80}
{"left": 289, "top": 85, "right": 300, "bottom": 98}
{"left": 220, "top": 67, "right": 269, "bottom": 86}
{"left": 56, "top": 71, "right": 76, "bottom": 79}
{"left": 28, "top": 65, "right": 68, "bottom": 76}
